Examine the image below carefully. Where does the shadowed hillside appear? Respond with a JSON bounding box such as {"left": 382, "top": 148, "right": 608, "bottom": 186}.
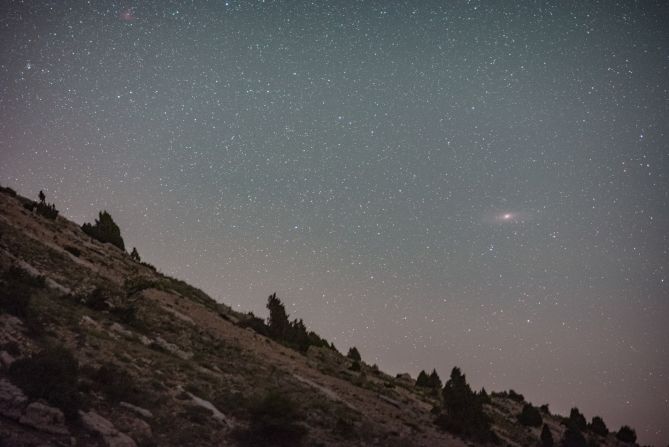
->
{"left": 0, "top": 185, "right": 641, "bottom": 447}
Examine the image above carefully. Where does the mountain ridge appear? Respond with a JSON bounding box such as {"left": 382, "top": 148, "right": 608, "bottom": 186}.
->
{"left": 0, "top": 185, "right": 641, "bottom": 447}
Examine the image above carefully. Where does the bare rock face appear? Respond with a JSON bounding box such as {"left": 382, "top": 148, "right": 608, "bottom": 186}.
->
{"left": 152, "top": 336, "right": 193, "bottom": 360}
{"left": 19, "top": 401, "right": 69, "bottom": 435}
{"left": 0, "top": 378, "right": 28, "bottom": 420}
{"left": 80, "top": 410, "right": 137, "bottom": 447}
{"left": 120, "top": 401, "right": 153, "bottom": 419}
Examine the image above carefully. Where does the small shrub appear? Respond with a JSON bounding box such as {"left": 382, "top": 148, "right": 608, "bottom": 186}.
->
{"left": 112, "top": 304, "right": 138, "bottom": 325}
{"left": 0, "top": 266, "right": 45, "bottom": 321}
{"left": 0, "top": 277, "right": 33, "bottom": 318}
{"left": 92, "top": 362, "right": 137, "bottom": 404}
{"left": 124, "top": 276, "right": 158, "bottom": 296}
{"left": 0, "top": 185, "right": 17, "bottom": 196}
{"left": 23, "top": 201, "right": 36, "bottom": 212}
{"left": 4, "top": 265, "right": 46, "bottom": 288}
{"left": 540, "top": 404, "right": 550, "bottom": 414}
{"left": 616, "top": 426, "right": 637, "bottom": 444}
{"left": 182, "top": 404, "right": 213, "bottom": 425}
{"left": 35, "top": 201, "right": 58, "bottom": 219}
{"left": 85, "top": 287, "right": 113, "bottom": 311}
{"left": 213, "top": 390, "right": 248, "bottom": 417}
{"left": 238, "top": 313, "right": 270, "bottom": 337}
{"left": 349, "top": 360, "right": 361, "bottom": 372}
{"left": 1, "top": 341, "right": 21, "bottom": 356}
{"left": 82, "top": 210, "right": 125, "bottom": 250}
{"left": 234, "top": 390, "right": 307, "bottom": 447}
{"left": 518, "top": 403, "right": 542, "bottom": 427}
{"left": 333, "top": 413, "right": 357, "bottom": 439}
{"left": 140, "top": 261, "right": 157, "bottom": 271}
{"left": 8, "top": 345, "right": 80, "bottom": 419}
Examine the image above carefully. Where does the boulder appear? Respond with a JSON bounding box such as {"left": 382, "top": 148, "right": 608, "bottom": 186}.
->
{"left": 109, "top": 322, "right": 134, "bottom": 338}
{"left": 19, "top": 401, "right": 69, "bottom": 435}
{"left": 152, "top": 337, "right": 193, "bottom": 360}
{"left": 116, "top": 415, "right": 153, "bottom": 444}
{"left": 0, "top": 378, "right": 28, "bottom": 420}
{"left": 80, "top": 410, "right": 137, "bottom": 447}
{"left": 120, "top": 402, "right": 153, "bottom": 419}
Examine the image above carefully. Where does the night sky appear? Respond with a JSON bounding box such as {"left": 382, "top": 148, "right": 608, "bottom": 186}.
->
{"left": 1, "top": 1, "right": 668, "bottom": 444}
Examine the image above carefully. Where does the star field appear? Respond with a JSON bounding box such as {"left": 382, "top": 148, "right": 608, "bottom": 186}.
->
{"left": 1, "top": 1, "right": 668, "bottom": 444}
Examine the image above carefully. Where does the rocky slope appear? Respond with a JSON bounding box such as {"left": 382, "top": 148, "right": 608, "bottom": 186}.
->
{"left": 0, "top": 187, "right": 639, "bottom": 447}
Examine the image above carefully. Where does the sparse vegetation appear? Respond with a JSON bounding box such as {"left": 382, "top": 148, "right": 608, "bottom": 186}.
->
{"left": 34, "top": 191, "right": 59, "bottom": 219}
{"left": 0, "top": 183, "right": 649, "bottom": 447}
{"left": 0, "top": 184, "right": 17, "bottom": 196}
{"left": 82, "top": 210, "right": 125, "bottom": 250}
{"left": 84, "top": 286, "right": 115, "bottom": 311}
{"left": 8, "top": 345, "right": 80, "bottom": 420}
{"left": 238, "top": 312, "right": 270, "bottom": 336}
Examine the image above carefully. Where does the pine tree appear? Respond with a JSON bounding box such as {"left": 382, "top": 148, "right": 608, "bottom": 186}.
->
{"left": 616, "top": 426, "right": 637, "bottom": 444}
{"left": 266, "top": 293, "right": 289, "bottom": 340}
{"left": 589, "top": 416, "right": 608, "bottom": 437}
{"left": 82, "top": 211, "right": 125, "bottom": 250}
{"left": 478, "top": 387, "right": 491, "bottom": 404}
{"left": 541, "top": 424, "right": 554, "bottom": 447}
{"left": 563, "top": 425, "right": 587, "bottom": 447}
{"left": 428, "top": 369, "right": 442, "bottom": 389}
{"left": 347, "top": 347, "right": 361, "bottom": 362}
{"left": 569, "top": 407, "right": 587, "bottom": 431}
{"left": 437, "top": 366, "right": 493, "bottom": 441}
{"left": 416, "top": 370, "right": 430, "bottom": 387}
{"left": 38, "top": 190, "right": 45, "bottom": 203}
{"left": 130, "top": 247, "right": 141, "bottom": 262}
{"left": 518, "top": 403, "right": 542, "bottom": 427}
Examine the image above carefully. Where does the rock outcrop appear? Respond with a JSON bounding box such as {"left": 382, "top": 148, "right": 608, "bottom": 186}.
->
{"left": 80, "top": 410, "right": 137, "bottom": 447}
